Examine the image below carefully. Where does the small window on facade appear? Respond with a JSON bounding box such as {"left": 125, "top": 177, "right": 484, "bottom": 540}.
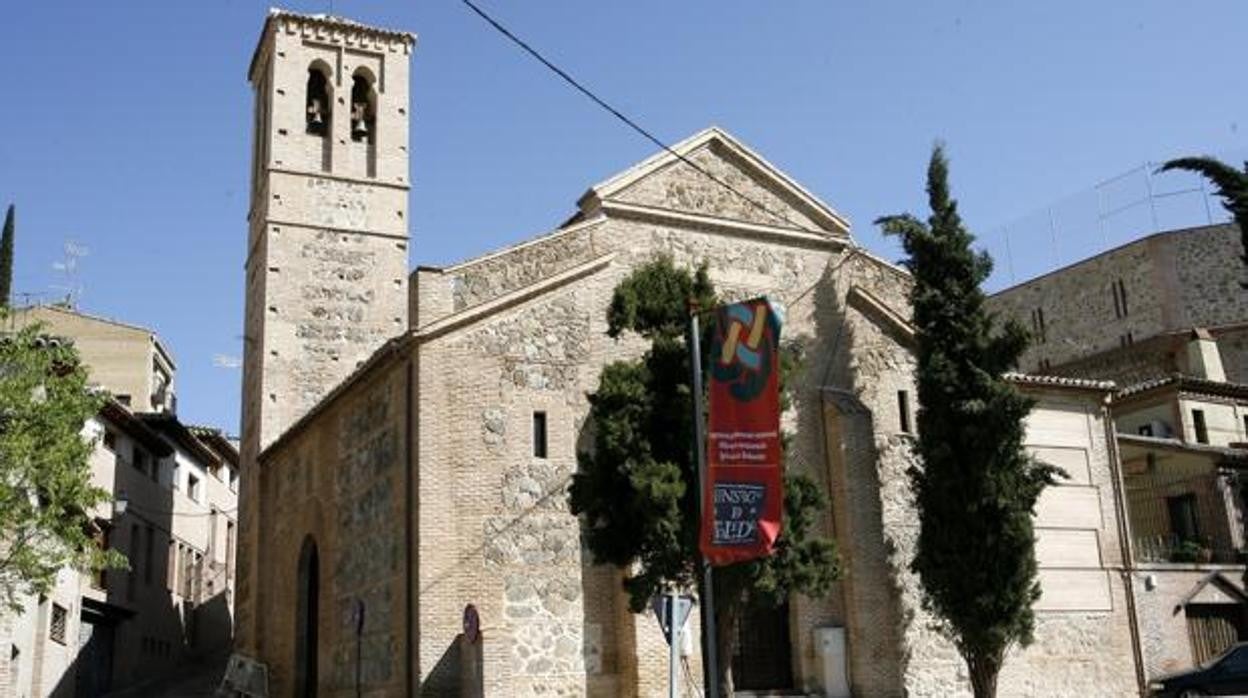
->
{"left": 1242, "top": 414, "right": 1248, "bottom": 439}
{"left": 1138, "top": 424, "right": 1154, "bottom": 437}
{"left": 306, "top": 68, "right": 330, "bottom": 135}
{"left": 1193, "top": 409, "right": 1209, "bottom": 444}
{"left": 188, "top": 474, "right": 201, "bottom": 502}
{"left": 1118, "top": 279, "right": 1129, "bottom": 317}
{"left": 103, "top": 430, "right": 116, "bottom": 451}
{"left": 898, "top": 390, "right": 911, "bottom": 434}
{"left": 133, "top": 450, "right": 147, "bottom": 476}
{"left": 1031, "top": 308, "right": 1047, "bottom": 344}
{"left": 532, "top": 411, "right": 548, "bottom": 459}
{"left": 116, "top": 394, "right": 131, "bottom": 406}
{"left": 229, "top": 468, "right": 238, "bottom": 493}
{"left": 49, "top": 604, "right": 67, "bottom": 645}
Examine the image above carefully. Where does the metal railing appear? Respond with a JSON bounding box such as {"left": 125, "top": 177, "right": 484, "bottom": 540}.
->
{"left": 984, "top": 148, "right": 1248, "bottom": 292}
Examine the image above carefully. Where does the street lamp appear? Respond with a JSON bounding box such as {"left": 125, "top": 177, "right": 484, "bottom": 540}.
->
{"left": 113, "top": 490, "right": 128, "bottom": 519}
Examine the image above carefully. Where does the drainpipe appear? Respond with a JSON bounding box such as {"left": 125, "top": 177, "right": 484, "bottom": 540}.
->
{"left": 1103, "top": 396, "right": 1148, "bottom": 696}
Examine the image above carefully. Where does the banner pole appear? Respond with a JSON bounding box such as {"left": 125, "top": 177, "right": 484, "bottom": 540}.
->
{"left": 668, "top": 589, "right": 678, "bottom": 698}
{"left": 688, "top": 306, "right": 720, "bottom": 698}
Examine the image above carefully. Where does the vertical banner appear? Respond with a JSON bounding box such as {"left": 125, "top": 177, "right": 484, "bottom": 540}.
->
{"left": 700, "top": 298, "right": 784, "bottom": 566}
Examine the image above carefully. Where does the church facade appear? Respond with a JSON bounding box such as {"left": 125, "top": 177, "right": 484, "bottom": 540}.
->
{"left": 236, "top": 11, "right": 1142, "bottom": 696}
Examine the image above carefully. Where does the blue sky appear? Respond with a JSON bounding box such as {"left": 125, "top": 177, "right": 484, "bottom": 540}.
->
{"left": 2, "top": 0, "right": 1246, "bottom": 433}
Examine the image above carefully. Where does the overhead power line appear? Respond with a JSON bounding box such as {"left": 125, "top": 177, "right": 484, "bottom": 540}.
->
{"left": 458, "top": 0, "right": 838, "bottom": 240}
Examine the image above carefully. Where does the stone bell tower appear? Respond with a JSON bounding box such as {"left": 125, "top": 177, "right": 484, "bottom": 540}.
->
{"left": 236, "top": 9, "right": 414, "bottom": 653}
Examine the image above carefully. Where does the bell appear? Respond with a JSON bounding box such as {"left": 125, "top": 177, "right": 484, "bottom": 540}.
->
{"left": 307, "top": 100, "right": 324, "bottom": 126}
{"left": 352, "top": 117, "right": 369, "bottom": 139}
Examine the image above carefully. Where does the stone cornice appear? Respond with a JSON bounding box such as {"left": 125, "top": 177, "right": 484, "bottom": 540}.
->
{"left": 586, "top": 126, "right": 851, "bottom": 234}
{"left": 267, "top": 167, "right": 411, "bottom": 192}
{"left": 415, "top": 253, "right": 616, "bottom": 341}
{"left": 259, "top": 219, "right": 408, "bottom": 242}
{"left": 440, "top": 216, "right": 606, "bottom": 275}
{"left": 846, "top": 285, "right": 915, "bottom": 346}
{"left": 258, "top": 333, "right": 414, "bottom": 465}
{"left": 260, "top": 253, "right": 615, "bottom": 465}
{"left": 250, "top": 9, "right": 416, "bottom": 83}
{"left": 599, "top": 200, "right": 848, "bottom": 251}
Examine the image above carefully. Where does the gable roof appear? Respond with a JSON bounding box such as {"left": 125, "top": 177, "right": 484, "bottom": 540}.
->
{"left": 1175, "top": 571, "right": 1248, "bottom": 611}
{"left": 1117, "top": 373, "right": 1248, "bottom": 402}
{"left": 578, "top": 127, "right": 851, "bottom": 236}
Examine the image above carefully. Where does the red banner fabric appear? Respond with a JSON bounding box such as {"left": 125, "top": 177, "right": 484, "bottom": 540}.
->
{"left": 699, "top": 298, "right": 784, "bottom": 566}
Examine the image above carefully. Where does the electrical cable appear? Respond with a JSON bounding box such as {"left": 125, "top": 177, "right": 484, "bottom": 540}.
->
{"left": 458, "top": 0, "right": 853, "bottom": 245}
{"left": 126, "top": 501, "right": 238, "bottom": 518}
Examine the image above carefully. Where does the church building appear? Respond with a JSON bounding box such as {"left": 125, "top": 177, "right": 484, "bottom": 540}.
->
{"left": 236, "top": 10, "right": 1142, "bottom": 696}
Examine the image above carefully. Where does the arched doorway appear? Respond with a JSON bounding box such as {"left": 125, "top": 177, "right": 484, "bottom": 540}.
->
{"left": 294, "top": 536, "right": 319, "bottom": 698}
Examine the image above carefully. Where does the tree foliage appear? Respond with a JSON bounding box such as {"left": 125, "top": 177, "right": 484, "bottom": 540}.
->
{"left": 0, "top": 205, "right": 13, "bottom": 308}
{"left": 1158, "top": 157, "right": 1248, "bottom": 287}
{"left": 877, "top": 146, "right": 1060, "bottom": 698}
{"left": 0, "top": 314, "right": 122, "bottom": 611}
{"left": 569, "top": 256, "right": 840, "bottom": 693}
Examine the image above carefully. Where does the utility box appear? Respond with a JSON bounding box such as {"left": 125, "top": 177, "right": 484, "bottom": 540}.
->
{"left": 813, "top": 626, "right": 850, "bottom": 698}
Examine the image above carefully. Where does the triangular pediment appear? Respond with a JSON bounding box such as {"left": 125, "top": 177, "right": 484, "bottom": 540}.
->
{"left": 577, "top": 127, "right": 850, "bottom": 237}
{"left": 1178, "top": 571, "right": 1248, "bottom": 610}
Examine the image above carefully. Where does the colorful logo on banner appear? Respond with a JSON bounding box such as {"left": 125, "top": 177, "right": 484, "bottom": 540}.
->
{"left": 700, "top": 298, "right": 784, "bottom": 566}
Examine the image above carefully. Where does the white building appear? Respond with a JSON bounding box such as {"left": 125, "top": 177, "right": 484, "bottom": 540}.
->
{"left": 0, "top": 310, "right": 239, "bottom": 697}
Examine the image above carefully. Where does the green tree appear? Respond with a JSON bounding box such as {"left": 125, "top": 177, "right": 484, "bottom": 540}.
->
{"left": 0, "top": 205, "right": 13, "bottom": 308}
{"left": 0, "top": 314, "right": 123, "bottom": 611}
{"left": 569, "top": 256, "right": 839, "bottom": 695}
{"left": 1157, "top": 157, "right": 1248, "bottom": 287}
{"left": 876, "top": 146, "right": 1060, "bottom": 698}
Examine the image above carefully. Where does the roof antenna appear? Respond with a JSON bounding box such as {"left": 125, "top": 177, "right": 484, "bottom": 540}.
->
{"left": 50, "top": 240, "right": 88, "bottom": 308}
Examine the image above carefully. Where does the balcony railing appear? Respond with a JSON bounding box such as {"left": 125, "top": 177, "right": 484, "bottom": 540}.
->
{"left": 1134, "top": 533, "right": 1243, "bottom": 565}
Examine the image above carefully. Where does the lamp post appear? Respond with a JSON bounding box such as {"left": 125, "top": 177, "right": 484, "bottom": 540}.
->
{"left": 113, "top": 490, "right": 128, "bottom": 519}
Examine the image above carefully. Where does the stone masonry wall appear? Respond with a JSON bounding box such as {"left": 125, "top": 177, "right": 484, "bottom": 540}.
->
{"left": 257, "top": 357, "right": 410, "bottom": 697}
{"left": 823, "top": 251, "right": 918, "bottom": 697}
{"left": 1175, "top": 224, "right": 1248, "bottom": 328}
{"left": 1133, "top": 566, "right": 1248, "bottom": 678}
{"left": 988, "top": 235, "right": 1164, "bottom": 373}
{"left": 253, "top": 179, "right": 409, "bottom": 448}
{"left": 239, "top": 13, "right": 413, "bottom": 655}
{"left": 445, "top": 220, "right": 605, "bottom": 314}
{"left": 986, "top": 224, "right": 1243, "bottom": 381}
{"left": 614, "top": 141, "right": 826, "bottom": 232}
{"left": 414, "top": 160, "right": 846, "bottom": 696}
{"left": 829, "top": 252, "right": 1139, "bottom": 696}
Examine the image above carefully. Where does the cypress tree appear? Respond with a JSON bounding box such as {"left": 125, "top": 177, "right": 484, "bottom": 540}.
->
{"left": 0, "top": 205, "right": 13, "bottom": 307}
{"left": 1157, "top": 157, "right": 1248, "bottom": 287}
{"left": 877, "top": 146, "right": 1060, "bottom": 698}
